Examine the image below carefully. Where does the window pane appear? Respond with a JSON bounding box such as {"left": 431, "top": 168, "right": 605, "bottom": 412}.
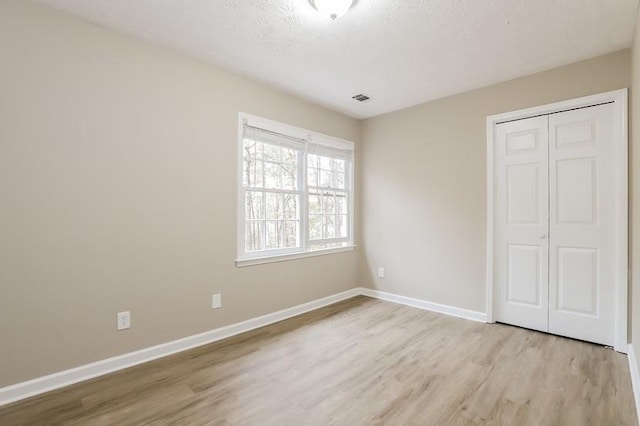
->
{"left": 337, "top": 214, "right": 348, "bottom": 238}
{"left": 265, "top": 220, "right": 281, "bottom": 249}
{"left": 320, "top": 156, "right": 331, "bottom": 170}
{"left": 245, "top": 191, "right": 264, "bottom": 220}
{"left": 263, "top": 144, "right": 280, "bottom": 162}
{"left": 308, "top": 193, "right": 321, "bottom": 214}
{"left": 242, "top": 158, "right": 252, "bottom": 187}
{"left": 333, "top": 171, "right": 345, "bottom": 189}
{"left": 308, "top": 167, "right": 318, "bottom": 187}
{"left": 332, "top": 158, "right": 345, "bottom": 173}
{"left": 284, "top": 221, "right": 299, "bottom": 248}
{"left": 320, "top": 169, "right": 331, "bottom": 187}
{"left": 266, "top": 192, "right": 283, "bottom": 220}
{"left": 309, "top": 214, "right": 322, "bottom": 240}
{"left": 264, "top": 161, "right": 281, "bottom": 189}
{"left": 243, "top": 140, "right": 257, "bottom": 159}
{"left": 282, "top": 164, "right": 297, "bottom": 190}
{"left": 283, "top": 194, "right": 298, "bottom": 220}
{"left": 323, "top": 215, "right": 335, "bottom": 239}
{"left": 254, "top": 160, "right": 263, "bottom": 188}
{"left": 282, "top": 148, "right": 297, "bottom": 165}
{"left": 308, "top": 154, "right": 318, "bottom": 169}
{"left": 255, "top": 142, "right": 264, "bottom": 159}
{"left": 243, "top": 158, "right": 264, "bottom": 188}
{"left": 245, "top": 221, "right": 264, "bottom": 252}
{"left": 322, "top": 192, "right": 335, "bottom": 215}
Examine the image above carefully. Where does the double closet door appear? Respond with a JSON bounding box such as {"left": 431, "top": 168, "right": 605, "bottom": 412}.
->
{"left": 494, "top": 103, "right": 616, "bottom": 346}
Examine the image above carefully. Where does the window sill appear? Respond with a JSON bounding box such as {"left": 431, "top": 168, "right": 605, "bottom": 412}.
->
{"left": 235, "top": 245, "right": 356, "bottom": 268}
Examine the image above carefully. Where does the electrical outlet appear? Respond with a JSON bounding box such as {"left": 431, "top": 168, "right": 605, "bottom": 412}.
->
{"left": 117, "top": 311, "right": 131, "bottom": 331}
{"left": 212, "top": 293, "right": 222, "bottom": 309}
{"left": 378, "top": 267, "right": 385, "bottom": 279}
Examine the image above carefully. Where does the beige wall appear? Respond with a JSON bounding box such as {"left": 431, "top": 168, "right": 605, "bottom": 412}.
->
{"left": 1, "top": 0, "right": 637, "bottom": 391}
{"left": 360, "top": 50, "right": 631, "bottom": 313}
{"left": 631, "top": 5, "right": 640, "bottom": 367}
{"left": 0, "top": 0, "right": 361, "bottom": 387}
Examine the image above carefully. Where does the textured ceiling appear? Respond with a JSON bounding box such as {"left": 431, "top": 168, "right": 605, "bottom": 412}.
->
{"left": 38, "top": 0, "right": 639, "bottom": 119}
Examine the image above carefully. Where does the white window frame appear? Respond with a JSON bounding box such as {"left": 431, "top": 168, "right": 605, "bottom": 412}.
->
{"left": 236, "top": 112, "right": 355, "bottom": 267}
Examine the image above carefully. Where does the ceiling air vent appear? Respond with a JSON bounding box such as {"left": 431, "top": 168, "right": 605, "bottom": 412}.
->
{"left": 352, "top": 94, "right": 371, "bottom": 102}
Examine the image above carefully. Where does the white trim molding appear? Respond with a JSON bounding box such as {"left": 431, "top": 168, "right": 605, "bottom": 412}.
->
{"left": 361, "top": 288, "right": 487, "bottom": 323}
{"left": 236, "top": 112, "right": 356, "bottom": 266}
{"left": 6, "top": 282, "right": 634, "bottom": 409}
{"left": 628, "top": 344, "right": 640, "bottom": 424}
{"left": 0, "top": 286, "right": 490, "bottom": 406}
{"left": 0, "top": 288, "right": 361, "bottom": 407}
{"left": 486, "top": 88, "right": 629, "bottom": 353}
{"left": 236, "top": 245, "right": 355, "bottom": 267}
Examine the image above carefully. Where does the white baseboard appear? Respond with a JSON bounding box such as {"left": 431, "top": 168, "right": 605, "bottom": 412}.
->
{"left": 0, "top": 286, "right": 489, "bottom": 406}
{"left": 360, "top": 288, "right": 488, "bottom": 323}
{"left": 8, "top": 286, "right": 635, "bottom": 416}
{"left": 628, "top": 344, "right": 640, "bottom": 424}
{"left": 0, "top": 287, "right": 361, "bottom": 407}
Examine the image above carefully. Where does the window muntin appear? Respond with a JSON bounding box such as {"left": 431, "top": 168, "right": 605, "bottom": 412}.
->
{"left": 238, "top": 114, "right": 354, "bottom": 262}
{"left": 242, "top": 126, "right": 303, "bottom": 255}
{"left": 307, "top": 150, "right": 351, "bottom": 248}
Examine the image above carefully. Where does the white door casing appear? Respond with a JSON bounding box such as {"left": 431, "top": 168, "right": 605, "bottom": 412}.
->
{"left": 494, "top": 116, "right": 549, "bottom": 333}
{"left": 486, "top": 89, "right": 628, "bottom": 352}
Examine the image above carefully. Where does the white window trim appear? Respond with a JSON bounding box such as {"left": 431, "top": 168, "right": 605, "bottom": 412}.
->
{"left": 236, "top": 112, "right": 355, "bottom": 267}
{"left": 236, "top": 245, "right": 356, "bottom": 268}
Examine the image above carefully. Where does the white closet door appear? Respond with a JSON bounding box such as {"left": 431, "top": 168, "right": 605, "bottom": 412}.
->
{"left": 494, "top": 116, "right": 549, "bottom": 332}
{"left": 548, "top": 103, "right": 616, "bottom": 346}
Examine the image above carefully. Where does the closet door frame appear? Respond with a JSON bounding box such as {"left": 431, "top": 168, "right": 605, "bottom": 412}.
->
{"left": 486, "top": 89, "right": 628, "bottom": 353}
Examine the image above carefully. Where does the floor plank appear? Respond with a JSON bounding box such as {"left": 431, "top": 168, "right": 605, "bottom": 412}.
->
{"left": 0, "top": 296, "right": 636, "bottom": 425}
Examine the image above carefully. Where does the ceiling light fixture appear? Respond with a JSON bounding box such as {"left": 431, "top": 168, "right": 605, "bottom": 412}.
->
{"left": 310, "top": 0, "right": 355, "bottom": 20}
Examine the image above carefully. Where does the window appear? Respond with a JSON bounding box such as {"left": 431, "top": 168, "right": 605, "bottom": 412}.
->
{"left": 237, "top": 113, "right": 354, "bottom": 266}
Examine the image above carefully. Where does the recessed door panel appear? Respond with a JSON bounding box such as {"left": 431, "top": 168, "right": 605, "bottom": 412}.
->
{"left": 507, "top": 131, "right": 538, "bottom": 154}
{"left": 555, "top": 121, "right": 596, "bottom": 148}
{"left": 556, "top": 158, "right": 597, "bottom": 225}
{"left": 507, "top": 245, "right": 540, "bottom": 306}
{"left": 557, "top": 247, "right": 598, "bottom": 316}
{"left": 507, "top": 164, "right": 539, "bottom": 224}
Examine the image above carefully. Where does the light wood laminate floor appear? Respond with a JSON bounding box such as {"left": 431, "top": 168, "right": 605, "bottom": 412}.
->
{"left": 0, "top": 296, "right": 636, "bottom": 425}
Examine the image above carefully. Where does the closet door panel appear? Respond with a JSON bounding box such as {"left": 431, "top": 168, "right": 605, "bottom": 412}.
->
{"left": 548, "top": 103, "right": 616, "bottom": 346}
{"left": 494, "top": 116, "right": 549, "bottom": 332}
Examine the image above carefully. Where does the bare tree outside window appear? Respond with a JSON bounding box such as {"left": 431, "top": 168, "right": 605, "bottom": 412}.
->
{"left": 243, "top": 131, "right": 301, "bottom": 253}
{"left": 307, "top": 153, "right": 349, "bottom": 245}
